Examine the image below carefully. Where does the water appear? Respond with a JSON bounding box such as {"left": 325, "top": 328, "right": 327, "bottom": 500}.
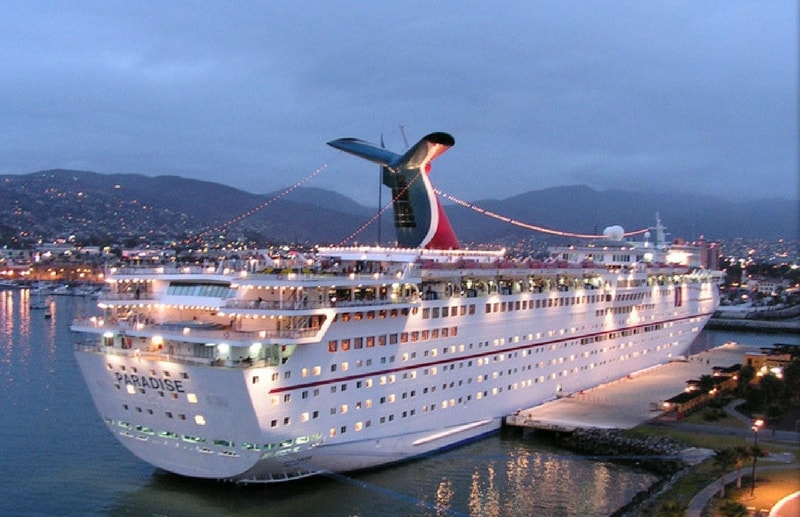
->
{"left": 1, "top": 289, "right": 796, "bottom": 516}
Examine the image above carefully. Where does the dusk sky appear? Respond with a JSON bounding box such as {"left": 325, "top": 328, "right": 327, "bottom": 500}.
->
{"left": 2, "top": 2, "right": 797, "bottom": 207}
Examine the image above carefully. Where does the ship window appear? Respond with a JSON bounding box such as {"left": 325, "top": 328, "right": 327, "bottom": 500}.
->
{"left": 432, "top": 308, "right": 439, "bottom": 318}
{"left": 422, "top": 308, "right": 430, "bottom": 319}
{"left": 252, "top": 376, "right": 259, "bottom": 384}
{"left": 354, "top": 338, "right": 363, "bottom": 349}
{"left": 367, "top": 311, "right": 375, "bottom": 320}
{"left": 422, "top": 330, "right": 429, "bottom": 340}
{"left": 271, "top": 420, "right": 277, "bottom": 428}
{"left": 400, "top": 333, "right": 408, "bottom": 343}
{"left": 442, "top": 307, "right": 449, "bottom": 317}
{"left": 354, "top": 312, "right": 362, "bottom": 320}
{"left": 328, "top": 340, "right": 337, "bottom": 352}
{"left": 341, "top": 339, "right": 350, "bottom": 351}
{"left": 389, "top": 334, "right": 398, "bottom": 345}
{"left": 366, "top": 336, "right": 374, "bottom": 348}
{"left": 187, "top": 393, "right": 198, "bottom": 403}
{"left": 342, "top": 313, "right": 351, "bottom": 322}
{"left": 411, "top": 332, "right": 419, "bottom": 342}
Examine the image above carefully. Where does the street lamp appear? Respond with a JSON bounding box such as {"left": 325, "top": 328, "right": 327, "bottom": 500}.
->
{"left": 750, "top": 418, "right": 764, "bottom": 496}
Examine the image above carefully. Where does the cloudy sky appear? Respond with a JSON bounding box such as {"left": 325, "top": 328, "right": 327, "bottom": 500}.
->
{"left": 2, "top": 2, "right": 797, "bottom": 206}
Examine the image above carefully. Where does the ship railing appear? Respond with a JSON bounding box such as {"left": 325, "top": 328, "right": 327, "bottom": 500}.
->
{"left": 71, "top": 318, "right": 321, "bottom": 341}
{"left": 104, "top": 264, "right": 422, "bottom": 282}
{"left": 223, "top": 296, "right": 413, "bottom": 311}
{"left": 73, "top": 340, "right": 280, "bottom": 369}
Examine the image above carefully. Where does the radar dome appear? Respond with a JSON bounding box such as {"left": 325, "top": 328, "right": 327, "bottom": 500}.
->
{"left": 603, "top": 225, "right": 625, "bottom": 241}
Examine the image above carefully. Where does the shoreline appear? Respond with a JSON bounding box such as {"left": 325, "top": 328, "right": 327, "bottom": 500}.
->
{"left": 706, "top": 317, "right": 800, "bottom": 333}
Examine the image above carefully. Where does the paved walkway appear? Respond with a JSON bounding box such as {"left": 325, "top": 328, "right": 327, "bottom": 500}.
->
{"left": 685, "top": 400, "right": 799, "bottom": 517}
{"left": 508, "top": 343, "right": 747, "bottom": 431}
{"left": 685, "top": 463, "right": 800, "bottom": 517}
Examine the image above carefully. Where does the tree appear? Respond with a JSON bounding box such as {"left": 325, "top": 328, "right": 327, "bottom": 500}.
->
{"left": 783, "top": 360, "right": 800, "bottom": 404}
{"left": 698, "top": 374, "right": 716, "bottom": 394}
{"left": 713, "top": 448, "right": 738, "bottom": 498}
{"left": 736, "top": 365, "right": 755, "bottom": 395}
{"left": 758, "top": 373, "right": 785, "bottom": 411}
{"left": 749, "top": 445, "right": 765, "bottom": 496}
{"left": 733, "top": 445, "right": 749, "bottom": 489}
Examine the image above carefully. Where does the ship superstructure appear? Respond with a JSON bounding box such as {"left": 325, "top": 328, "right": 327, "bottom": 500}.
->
{"left": 72, "top": 132, "right": 721, "bottom": 482}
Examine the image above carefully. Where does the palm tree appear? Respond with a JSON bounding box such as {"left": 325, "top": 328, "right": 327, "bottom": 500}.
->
{"left": 733, "top": 445, "right": 748, "bottom": 489}
{"left": 713, "top": 448, "right": 738, "bottom": 497}
{"left": 749, "top": 445, "right": 765, "bottom": 496}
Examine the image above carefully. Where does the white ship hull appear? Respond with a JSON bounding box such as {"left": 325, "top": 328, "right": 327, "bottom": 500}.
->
{"left": 73, "top": 260, "right": 718, "bottom": 482}
{"left": 71, "top": 131, "right": 721, "bottom": 482}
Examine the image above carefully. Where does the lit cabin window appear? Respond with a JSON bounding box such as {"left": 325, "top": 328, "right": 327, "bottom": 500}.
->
{"left": 187, "top": 393, "right": 198, "bottom": 403}
{"left": 195, "top": 415, "right": 206, "bottom": 425}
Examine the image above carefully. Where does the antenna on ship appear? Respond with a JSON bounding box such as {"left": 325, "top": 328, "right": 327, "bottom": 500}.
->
{"left": 654, "top": 213, "right": 668, "bottom": 247}
{"left": 399, "top": 123, "right": 409, "bottom": 148}
{"left": 377, "top": 134, "right": 385, "bottom": 245}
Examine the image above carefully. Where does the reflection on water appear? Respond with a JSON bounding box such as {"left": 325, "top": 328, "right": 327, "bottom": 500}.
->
{"left": 102, "top": 433, "right": 656, "bottom": 517}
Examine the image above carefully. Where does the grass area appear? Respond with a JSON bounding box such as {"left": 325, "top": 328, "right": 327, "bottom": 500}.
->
{"left": 680, "top": 407, "right": 748, "bottom": 429}
{"left": 711, "top": 468, "right": 800, "bottom": 515}
{"left": 624, "top": 414, "right": 799, "bottom": 516}
{"left": 626, "top": 423, "right": 746, "bottom": 451}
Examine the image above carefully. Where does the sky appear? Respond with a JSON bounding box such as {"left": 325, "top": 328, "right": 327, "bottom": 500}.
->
{"left": 1, "top": 1, "right": 798, "bottom": 207}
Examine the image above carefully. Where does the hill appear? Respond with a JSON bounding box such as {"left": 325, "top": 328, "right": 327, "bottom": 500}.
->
{"left": 0, "top": 170, "right": 796, "bottom": 247}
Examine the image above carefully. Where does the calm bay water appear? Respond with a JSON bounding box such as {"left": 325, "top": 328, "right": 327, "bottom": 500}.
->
{"left": 1, "top": 289, "right": 796, "bottom": 516}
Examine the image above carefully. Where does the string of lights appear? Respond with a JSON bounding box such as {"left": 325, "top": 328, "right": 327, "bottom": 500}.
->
{"left": 193, "top": 157, "right": 652, "bottom": 245}
{"left": 434, "top": 188, "right": 651, "bottom": 239}
{"left": 194, "top": 163, "right": 329, "bottom": 240}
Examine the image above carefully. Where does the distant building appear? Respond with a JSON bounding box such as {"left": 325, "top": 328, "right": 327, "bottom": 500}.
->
{"left": 744, "top": 351, "right": 795, "bottom": 381}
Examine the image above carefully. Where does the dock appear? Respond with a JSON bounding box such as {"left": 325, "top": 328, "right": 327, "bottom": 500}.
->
{"left": 505, "top": 343, "right": 747, "bottom": 432}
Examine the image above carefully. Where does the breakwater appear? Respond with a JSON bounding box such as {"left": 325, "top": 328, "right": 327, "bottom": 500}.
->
{"left": 555, "top": 428, "right": 687, "bottom": 475}
{"left": 707, "top": 317, "right": 800, "bottom": 333}
{"left": 547, "top": 428, "right": 693, "bottom": 517}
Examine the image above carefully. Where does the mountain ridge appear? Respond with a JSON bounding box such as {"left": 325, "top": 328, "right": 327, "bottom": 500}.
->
{"left": 0, "top": 169, "right": 796, "bottom": 246}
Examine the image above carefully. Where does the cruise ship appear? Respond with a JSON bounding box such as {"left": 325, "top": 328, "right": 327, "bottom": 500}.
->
{"left": 72, "top": 132, "right": 722, "bottom": 483}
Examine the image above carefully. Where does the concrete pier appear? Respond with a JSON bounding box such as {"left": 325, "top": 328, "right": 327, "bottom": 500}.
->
{"left": 505, "top": 343, "right": 748, "bottom": 432}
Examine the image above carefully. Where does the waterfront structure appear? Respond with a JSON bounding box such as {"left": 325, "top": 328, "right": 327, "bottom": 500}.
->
{"left": 72, "top": 132, "right": 721, "bottom": 482}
